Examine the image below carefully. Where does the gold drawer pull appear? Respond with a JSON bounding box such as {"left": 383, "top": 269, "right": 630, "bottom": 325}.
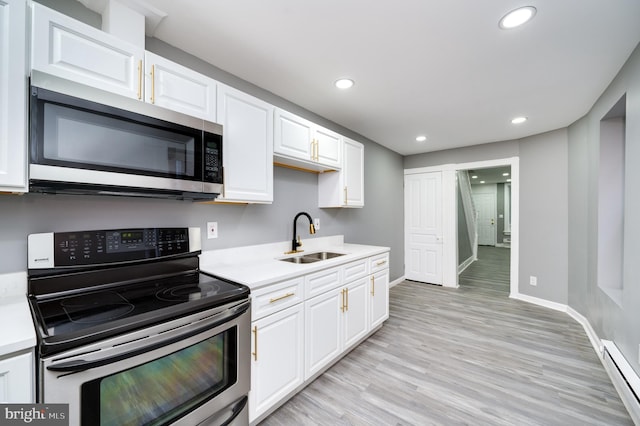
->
{"left": 340, "top": 289, "right": 345, "bottom": 312}
{"left": 269, "top": 292, "right": 295, "bottom": 303}
{"left": 150, "top": 64, "right": 156, "bottom": 104}
{"left": 371, "top": 276, "right": 375, "bottom": 296}
{"left": 252, "top": 326, "right": 258, "bottom": 361}
{"left": 376, "top": 260, "right": 387, "bottom": 266}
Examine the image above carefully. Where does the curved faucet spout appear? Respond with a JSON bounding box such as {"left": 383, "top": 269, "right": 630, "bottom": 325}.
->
{"left": 290, "top": 212, "right": 316, "bottom": 253}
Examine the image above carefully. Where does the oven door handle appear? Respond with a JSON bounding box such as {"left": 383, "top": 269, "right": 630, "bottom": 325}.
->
{"left": 47, "top": 300, "right": 250, "bottom": 373}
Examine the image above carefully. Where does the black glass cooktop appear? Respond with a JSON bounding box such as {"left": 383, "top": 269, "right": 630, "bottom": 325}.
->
{"left": 30, "top": 272, "right": 249, "bottom": 355}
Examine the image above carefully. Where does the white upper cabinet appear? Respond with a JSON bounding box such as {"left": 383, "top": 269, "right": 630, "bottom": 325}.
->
{"left": 0, "top": 0, "right": 28, "bottom": 192}
{"left": 31, "top": 2, "right": 144, "bottom": 100}
{"left": 216, "top": 84, "right": 274, "bottom": 203}
{"left": 274, "top": 108, "right": 342, "bottom": 172}
{"left": 144, "top": 51, "right": 217, "bottom": 121}
{"left": 318, "top": 137, "right": 364, "bottom": 208}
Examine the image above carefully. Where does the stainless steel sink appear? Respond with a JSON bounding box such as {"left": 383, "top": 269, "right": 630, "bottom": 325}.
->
{"left": 278, "top": 251, "right": 345, "bottom": 264}
{"left": 302, "top": 251, "right": 345, "bottom": 261}
{"left": 279, "top": 256, "right": 320, "bottom": 264}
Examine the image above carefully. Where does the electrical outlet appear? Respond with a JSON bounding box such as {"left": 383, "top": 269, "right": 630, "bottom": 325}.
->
{"left": 529, "top": 276, "right": 537, "bottom": 286}
{"left": 314, "top": 218, "right": 320, "bottom": 231}
{"left": 207, "top": 222, "right": 218, "bottom": 239}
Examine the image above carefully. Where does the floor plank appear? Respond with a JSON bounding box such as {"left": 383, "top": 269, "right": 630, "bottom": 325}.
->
{"left": 260, "top": 247, "right": 632, "bottom": 425}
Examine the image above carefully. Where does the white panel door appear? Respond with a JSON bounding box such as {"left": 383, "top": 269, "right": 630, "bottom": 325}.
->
{"left": 405, "top": 172, "right": 443, "bottom": 284}
{"left": 474, "top": 192, "right": 497, "bottom": 246}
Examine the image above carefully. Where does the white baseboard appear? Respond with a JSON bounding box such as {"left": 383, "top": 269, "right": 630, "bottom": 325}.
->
{"left": 457, "top": 256, "right": 475, "bottom": 275}
{"left": 566, "top": 306, "right": 603, "bottom": 356}
{"left": 389, "top": 276, "right": 405, "bottom": 288}
{"left": 509, "top": 292, "right": 568, "bottom": 312}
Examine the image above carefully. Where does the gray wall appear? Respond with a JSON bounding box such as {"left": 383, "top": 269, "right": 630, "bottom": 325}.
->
{"left": 568, "top": 41, "right": 640, "bottom": 375}
{"left": 404, "top": 129, "right": 569, "bottom": 305}
{"left": 2, "top": 1, "right": 404, "bottom": 282}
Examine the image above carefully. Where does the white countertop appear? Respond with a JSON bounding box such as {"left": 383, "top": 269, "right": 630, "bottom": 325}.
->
{"left": 199, "top": 235, "right": 389, "bottom": 290}
{"left": 0, "top": 272, "right": 37, "bottom": 357}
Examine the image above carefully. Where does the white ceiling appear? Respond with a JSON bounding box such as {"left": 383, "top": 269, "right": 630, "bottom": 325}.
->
{"left": 134, "top": 1, "right": 640, "bottom": 155}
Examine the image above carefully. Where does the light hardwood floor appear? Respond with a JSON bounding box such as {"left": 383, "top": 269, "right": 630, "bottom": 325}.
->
{"left": 260, "top": 247, "right": 632, "bottom": 425}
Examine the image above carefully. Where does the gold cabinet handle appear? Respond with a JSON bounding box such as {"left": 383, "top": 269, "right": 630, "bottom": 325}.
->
{"left": 340, "top": 289, "right": 345, "bottom": 312}
{"left": 252, "top": 326, "right": 258, "bottom": 361}
{"left": 315, "top": 139, "right": 319, "bottom": 161}
{"left": 376, "top": 260, "right": 387, "bottom": 266}
{"left": 310, "top": 139, "right": 315, "bottom": 161}
{"left": 344, "top": 186, "right": 348, "bottom": 205}
{"left": 150, "top": 64, "right": 156, "bottom": 104}
{"left": 269, "top": 292, "right": 295, "bottom": 303}
{"left": 371, "top": 276, "right": 375, "bottom": 296}
{"left": 137, "top": 59, "right": 142, "bottom": 100}
{"left": 345, "top": 287, "right": 349, "bottom": 311}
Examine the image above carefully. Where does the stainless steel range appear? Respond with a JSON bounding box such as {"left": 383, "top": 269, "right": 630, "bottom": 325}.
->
{"left": 27, "top": 227, "right": 250, "bottom": 426}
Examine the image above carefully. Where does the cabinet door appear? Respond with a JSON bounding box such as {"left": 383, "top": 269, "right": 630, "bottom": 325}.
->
{"left": 343, "top": 278, "right": 369, "bottom": 349}
{"left": 0, "top": 0, "right": 27, "bottom": 192}
{"left": 145, "top": 51, "right": 217, "bottom": 121}
{"left": 274, "top": 109, "right": 313, "bottom": 161}
{"left": 250, "top": 304, "right": 304, "bottom": 422}
{"left": 31, "top": 3, "right": 144, "bottom": 100}
{"left": 314, "top": 126, "right": 342, "bottom": 169}
{"left": 304, "top": 290, "right": 342, "bottom": 380}
{"left": 370, "top": 269, "right": 390, "bottom": 329}
{"left": 318, "top": 137, "right": 364, "bottom": 208}
{"left": 344, "top": 138, "right": 364, "bottom": 206}
{"left": 0, "top": 352, "right": 33, "bottom": 403}
{"left": 216, "top": 84, "right": 274, "bottom": 203}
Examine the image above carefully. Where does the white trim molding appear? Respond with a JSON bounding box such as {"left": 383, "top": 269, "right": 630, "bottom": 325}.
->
{"left": 389, "top": 276, "right": 405, "bottom": 288}
{"left": 566, "top": 306, "right": 603, "bottom": 356}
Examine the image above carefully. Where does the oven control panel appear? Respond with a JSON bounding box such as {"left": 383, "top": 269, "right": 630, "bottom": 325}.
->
{"left": 28, "top": 227, "right": 202, "bottom": 268}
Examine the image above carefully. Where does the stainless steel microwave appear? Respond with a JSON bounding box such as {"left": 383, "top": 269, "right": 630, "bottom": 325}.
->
{"left": 29, "top": 72, "right": 223, "bottom": 200}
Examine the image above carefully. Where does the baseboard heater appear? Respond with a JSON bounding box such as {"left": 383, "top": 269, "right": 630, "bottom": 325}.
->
{"left": 602, "top": 340, "right": 640, "bottom": 425}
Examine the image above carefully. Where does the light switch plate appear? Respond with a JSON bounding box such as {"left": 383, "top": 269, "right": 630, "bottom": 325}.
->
{"left": 207, "top": 222, "right": 218, "bottom": 239}
{"left": 314, "top": 218, "right": 320, "bottom": 231}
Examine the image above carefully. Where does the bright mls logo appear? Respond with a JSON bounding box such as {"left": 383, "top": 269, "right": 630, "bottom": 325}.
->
{"left": 0, "top": 404, "right": 68, "bottom": 425}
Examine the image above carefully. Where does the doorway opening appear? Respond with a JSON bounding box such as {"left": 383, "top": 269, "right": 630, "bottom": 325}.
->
{"left": 457, "top": 166, "right": 512, "bottom": 295}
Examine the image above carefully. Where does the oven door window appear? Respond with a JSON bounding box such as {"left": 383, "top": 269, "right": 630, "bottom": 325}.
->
{"left": 81, "top": 327, "right": 237, "bottom": 426}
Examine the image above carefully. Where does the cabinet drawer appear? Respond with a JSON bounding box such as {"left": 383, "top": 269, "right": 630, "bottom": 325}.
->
{"left": 343, "top": 258, "right": 369, "bottom": 283}
{"left": 305, "top": 267, "right": 342, "bottom": 299}
{"left": 252, "top": 278, "right": 304, "bottom": 320}
{"left": 370, "top": 252, "right": 389, "bottom": 273}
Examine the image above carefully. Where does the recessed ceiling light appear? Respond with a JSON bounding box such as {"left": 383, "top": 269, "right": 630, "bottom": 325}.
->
{"left": 480, "top": 181, "right": 486, "bottom": 184}
{"left": 471, "top": 175, "right": 478, "bottom": 179}
{"left": 416, "top": 135, "right": 427, "bottom": 142}
{"left": 503, "top": 172, "right": 510, "bottom": 176}
{"left": 507, "top": 178, "right": 512, "bottom": 182}
{"left": 335, "top": 78, "right": 354, "bottom": 89}
{"left": 499, "top": 6, "right": 537, "bottom": 29}
{"left": 511, "top": 116, "right": 527, "bottom": 124}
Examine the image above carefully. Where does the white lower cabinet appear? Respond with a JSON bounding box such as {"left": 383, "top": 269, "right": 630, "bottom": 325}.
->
{"left": 249, "top": 251, "right": 390, "bottom": 423}
{"left": 304, "top": 289, "right": 342, "bottom": 380}
{"left": 249, "top": 303, "right": 304, "bottom": 423}
{"left": 0, "top": 352, "right": 34, "bottom": 403}
{"left": 369, "top": 269, "right": 390, "bottom": 329}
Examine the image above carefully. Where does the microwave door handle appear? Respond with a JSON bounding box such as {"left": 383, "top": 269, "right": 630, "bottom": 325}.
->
{"left": 47, "top": 301, "right": 249, "bottom": 373}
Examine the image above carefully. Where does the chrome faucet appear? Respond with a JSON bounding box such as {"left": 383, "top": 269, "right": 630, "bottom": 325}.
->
{"left": 287, "top": 212, "right": 316, "bottom": 254}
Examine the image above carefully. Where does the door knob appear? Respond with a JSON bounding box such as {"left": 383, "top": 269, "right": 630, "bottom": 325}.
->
{"left": 491, "top": 219, "right": 495, "bottom": 225}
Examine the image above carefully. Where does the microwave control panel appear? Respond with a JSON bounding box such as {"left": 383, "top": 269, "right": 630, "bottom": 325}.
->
{"left": 204, "top": 135, "right": 222, "bottom": 183}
